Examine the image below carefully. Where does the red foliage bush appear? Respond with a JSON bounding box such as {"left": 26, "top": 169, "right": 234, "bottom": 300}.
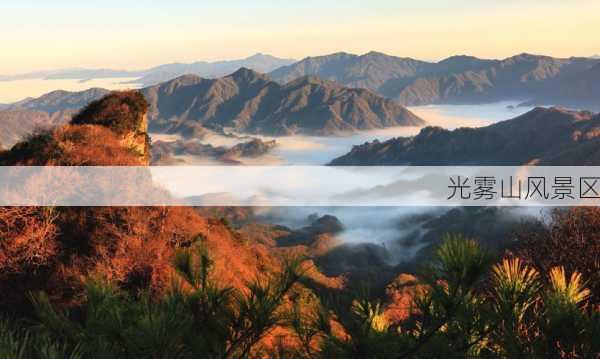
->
{"left": 0, "top": 207, "right": 59, "bottom": 277}
{"left": 1, "top": 125, "right": 145, "bottom": 165}
{"left": 53, "top": 125, "right": 145, "bottom": 165}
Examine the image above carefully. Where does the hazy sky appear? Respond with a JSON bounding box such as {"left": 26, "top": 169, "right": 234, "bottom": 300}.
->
{"left": 3, "top": 0, "right": 600, "bottom": 74}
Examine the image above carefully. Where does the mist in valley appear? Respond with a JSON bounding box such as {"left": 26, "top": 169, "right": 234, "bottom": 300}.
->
{"left": 148, "top": 101, "right": 540, "bottom": 270}
{"left": 152, "top": 101, "right": 533, "bottom": 166}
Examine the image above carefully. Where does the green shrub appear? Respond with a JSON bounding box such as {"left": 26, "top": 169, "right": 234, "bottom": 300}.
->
{"left": 2, "top": 236, "right": 597, "bottom": 358}
{"left": 22, "top": 246, "right": 303, "bottom": 358}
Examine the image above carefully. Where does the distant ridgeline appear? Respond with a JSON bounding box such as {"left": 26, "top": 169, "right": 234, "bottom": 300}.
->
{"left": 0, "top": 68, "right": 425, "bottom": 145}
{"left": 1, "top": 52, "right": 599, "bottom": 147}
{"left": 271, "top": 52, "right": 600, "bottom": 109}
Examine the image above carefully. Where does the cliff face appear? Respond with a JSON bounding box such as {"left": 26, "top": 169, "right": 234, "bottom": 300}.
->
{"left": 68, "top": 90, "right": 151, "bottom": 165}
{"left": 122, "top": 113, "right": 150, "bottom": 164}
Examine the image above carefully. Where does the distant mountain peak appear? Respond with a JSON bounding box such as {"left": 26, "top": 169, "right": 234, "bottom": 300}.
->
{"left": 230, "top": 66, "right": 255, "bottom": 75}
{"left": 506, "top": 53, "right": 548, "bottom": 61}
{"left": 362, "top": 51, "right": 388, "bottom": 58}
{"left": 227, "top": 67, "right": 271, "bottom": 83}
{"left": 246, "top": 52, "right": 287, "bottom": 61}
{"left": 438, "top": 55, "right": 480, "bottom": 62}
{"left": 286, "top": 75, "right": 335, "bottom": 88}
{"left": 435, "top": 55, "right": 493, "bottom": 69}
{"left": 270, "top": 51, "right": 433, "bottom": 94}
{"left": 142, "top": 69, "right": 424, "bottom": 136}
{"left": 168, "top": 74, "right": 203, "bottom": 85}
{"left": 305, "top": 52, "right": 354, "bottom": 61}
{"left": 177, "top": 73, "right": 202, "bottom": 80}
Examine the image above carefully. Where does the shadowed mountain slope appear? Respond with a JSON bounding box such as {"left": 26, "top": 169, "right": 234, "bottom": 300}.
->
{"left": 143, "top": 68, "right": 424, "bottom": 136}
{"left": 0, "top": 68, "right": 424, "bottom": 144}
{"left": 523, "top": 62, "right": 600, "bottom": 111}
{"left": 329, "top": 107, "right": 600, "bottom": 165}
{"left": 391, "top": 54, "right": 599, "bottom": 106}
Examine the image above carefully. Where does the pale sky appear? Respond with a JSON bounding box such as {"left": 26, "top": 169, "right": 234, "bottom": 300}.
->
{"left": 2, "top": 0, "right": 600, "bottom": 74}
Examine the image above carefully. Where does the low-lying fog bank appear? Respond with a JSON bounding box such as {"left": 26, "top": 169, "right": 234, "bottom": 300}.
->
{"left": 148, "top": 102, "right": 540, "bottom": 270}
{"left": 248, "top": 206, "right": 543, "bottom": 274}
{"left": 150, "top": 101, "right": 534, "bottom": 166}
{"left": 408, "top": 101, "right": 532, "bottom": 129}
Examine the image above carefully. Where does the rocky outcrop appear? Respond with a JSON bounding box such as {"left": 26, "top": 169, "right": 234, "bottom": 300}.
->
{"left": 1, "top": 91, "right": 151, "bottom": 165}
{"left": 70, "top": 90, "right": 150, "bottom": 163}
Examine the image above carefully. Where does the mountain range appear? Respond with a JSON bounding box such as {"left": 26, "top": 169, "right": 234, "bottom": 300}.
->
{"left": 143, "top": 68, "right": 424, "bottom": 136}
{"left": 0, "top": 53, "right": 295, "bottom": 86}
{"left": 0, "top": 68, "right": 424, "bottom": 145}
{"left": 131, "top": 53, "right": 296, "bottom": 86}
{"left": 5, "top": 52, "right": 599, "bottom": 111}
{"left": 3, "top": 51, "right": 599, "bottom": 147}
{"left": 329, "top": 107, "right": 600, "bottom": 166}
{"left": 270, "top": 52, "right": 600, "bottom": 110}
{"left": 3, "top": 50, "right": 599, "bottom": 104}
